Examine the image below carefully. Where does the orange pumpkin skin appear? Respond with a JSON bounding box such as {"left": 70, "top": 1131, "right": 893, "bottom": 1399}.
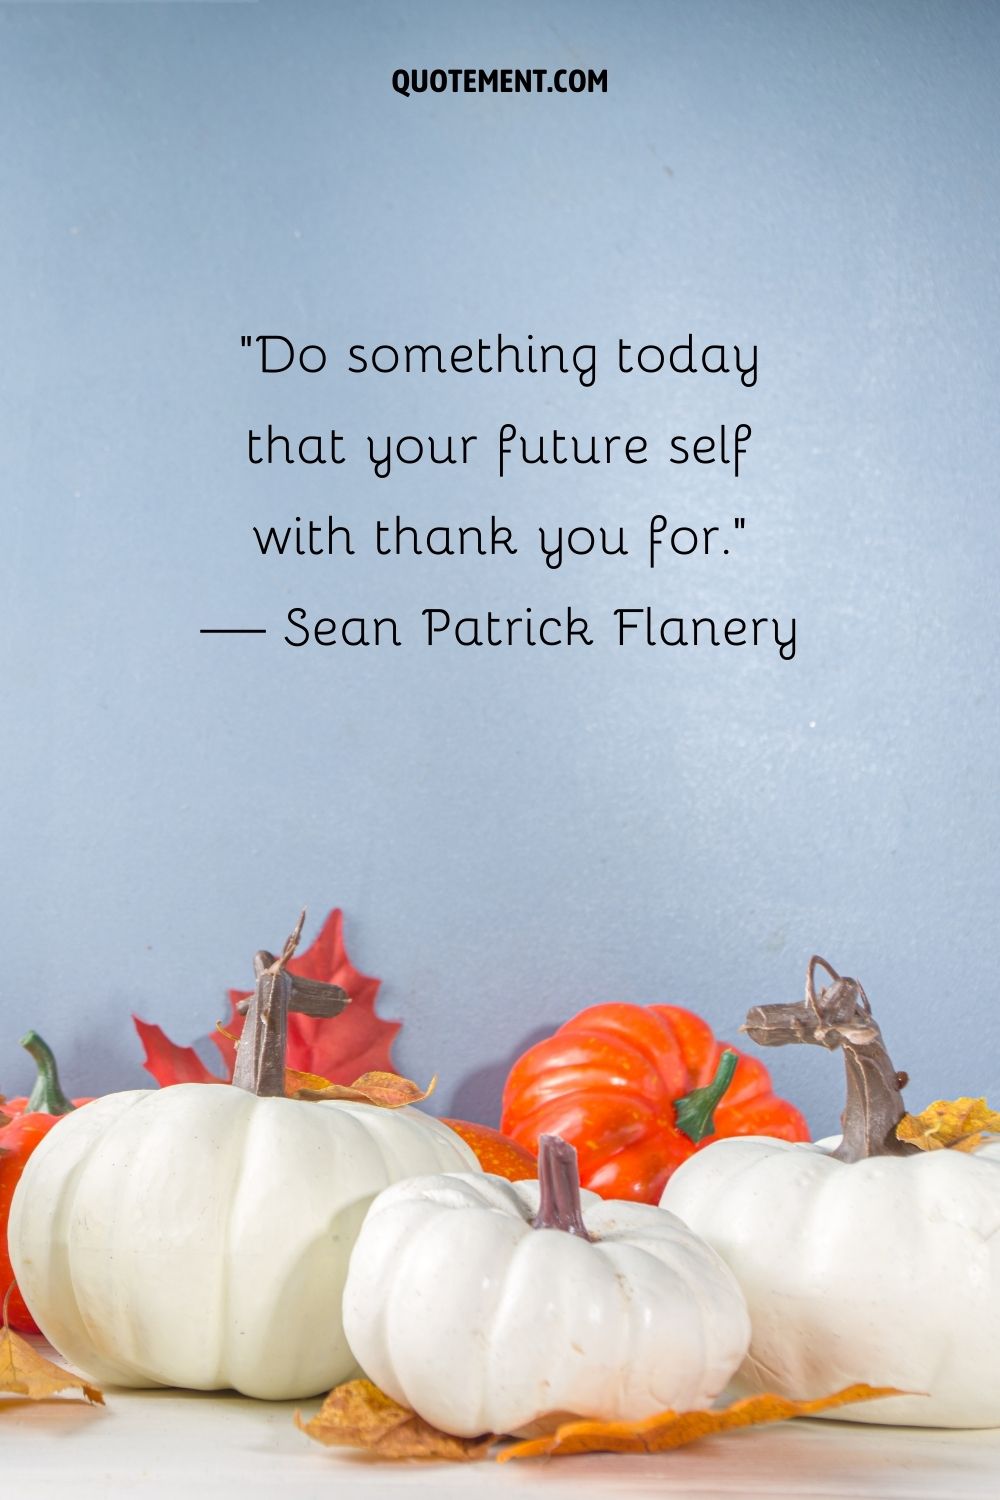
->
{"left": 439, "top": 1119, "right": 538, "bottom": 1181}
{"left": 500, "top": 1003, "right": 809, "bottom": 1204}
{"left": 1, "top": 1032, "right": 93, "bottom": 1334}
{"left": 0, "top": 1098, "right": 92, "bottom": 1332}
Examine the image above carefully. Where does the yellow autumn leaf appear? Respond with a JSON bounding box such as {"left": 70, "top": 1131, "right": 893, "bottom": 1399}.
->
{"left": 294, "top": 1071, "right": 438, "bottom": 1108}
{"left": 498, "top": 1383, "right": 905, "bottom": 1460}
{"left": 897, "top": 1097, "right": 1000, "bottom": 1151}
{"left": 297, "top": 1379, "right": 491, "bottom": 1460}
{"left": 0, "top": 1327, "right": 104, "bottom": 1405}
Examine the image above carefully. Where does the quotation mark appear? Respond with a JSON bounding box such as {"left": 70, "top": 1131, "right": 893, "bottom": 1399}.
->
{"left": 241, "top": 335, "right": 252, "bottom": 348}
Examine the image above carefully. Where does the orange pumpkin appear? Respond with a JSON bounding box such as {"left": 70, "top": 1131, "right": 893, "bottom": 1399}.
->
{"left": 1, "top": 1033, "right": 90, "bottom": 1332}
{"left": 501, "top": 1003, "right": 809, "bottom": 1203}
{"left": 440, "top": 1119, "right": 537, "bottom": 1181}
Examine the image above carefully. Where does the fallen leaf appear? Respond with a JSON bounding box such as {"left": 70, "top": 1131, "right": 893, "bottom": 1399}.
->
{"left": 0, "top": 1328, "right": 104, "bottom": 1405}
{"left": 897, "top": 1097, "right": 1000, "bottom": 1151}
{"left": 297, "top": 1379, "right": 492, "bottom": 1461}
{"left": 134, "top": 909, "right": 401, "bottom": 1087}
{"left": 285, "top": 1068, "right": 337, "bottom": 1095}
{"left": 295, "top": 1071, "right": 437, "bottom": 1108}
{"left": 296, "top": 1379, "right": 901, "bottom": 1464}
{"left": 498, "top": 1383, "right": 904, "bottom": 1460}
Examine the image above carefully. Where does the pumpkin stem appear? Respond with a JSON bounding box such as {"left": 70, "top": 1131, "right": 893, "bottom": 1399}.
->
{"left": 231, "top": 911, "right": 352, "bottom": 1098}
{"left": 674, "top": 1049, "right": 739, "bottom": 1144}
{"left": 531, "top": 1134, "right": 593, "bottom": 1239}
{"left": 742, "top": 955, "right": 917, "bottom": 1162}
{"left": 20, "top": 1032, "right": 76, "bottom": 1117}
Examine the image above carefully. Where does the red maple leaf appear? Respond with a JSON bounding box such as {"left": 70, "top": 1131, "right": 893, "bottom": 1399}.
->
{"left": 134, "top": 1020, "right": 222, "bottom": 1084}
{"left": 134, "top": 910, "right": 400, "bottom": 1087}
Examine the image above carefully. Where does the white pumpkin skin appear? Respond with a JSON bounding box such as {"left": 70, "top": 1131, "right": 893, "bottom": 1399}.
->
{"left": 661, "top": 1135, "right": 1000, "bottom": 1428}
{"left": 8, "top": 1083, "right": 478, "bottom": 1401}
{"left": 341, "top": 1170, "right": 751, "bottom": 1437}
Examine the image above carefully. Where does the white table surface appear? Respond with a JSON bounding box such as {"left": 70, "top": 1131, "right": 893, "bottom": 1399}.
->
{"left": 6, "top": 1350, "right": 1000, "bottom": 1500}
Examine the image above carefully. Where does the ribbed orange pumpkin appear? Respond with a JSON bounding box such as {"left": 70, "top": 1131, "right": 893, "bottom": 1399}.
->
{"left": 501, "top": 1003, "right": 809, "bottom": 1203}
{"left": 1, "top": 1033, "right": 90, "bottom": 1332}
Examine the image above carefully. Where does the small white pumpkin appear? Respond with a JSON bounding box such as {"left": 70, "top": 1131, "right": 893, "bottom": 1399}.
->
{"left": 661, "top": 957, "right": 1000, "bottom": 1428}
{"left": 8, "top": 921, "right": 478, "bottom": 1401}
{"left": 342, "top": 1134, "right": 751, "bottom": 1437}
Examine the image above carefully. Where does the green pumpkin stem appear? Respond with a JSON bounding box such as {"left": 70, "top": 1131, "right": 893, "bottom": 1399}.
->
{"left": 674, "top": 1049, "right": 739, "bottom": 1144}
{"left": 20, "top": 1031, "right": 76, "bottom": 1117}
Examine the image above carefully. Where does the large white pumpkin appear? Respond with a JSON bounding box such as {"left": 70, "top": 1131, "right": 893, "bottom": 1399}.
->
{"left": 342, "top": 1135, "right": 751, "bottom": 1437}
{"left": 661, "top": 955, "right": 1000, "bottom": 1428}
{"left": 662, "top": 1134, "right": 1000, "bottom": 1427}
{"left": 9, "top": 1083, "right": 477, "bottom": 1400}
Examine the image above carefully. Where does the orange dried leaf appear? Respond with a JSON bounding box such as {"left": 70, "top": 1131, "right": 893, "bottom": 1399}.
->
{"left": 296, "top": 1379, "right": 903, "bottom": 1465}
{"left": 0, "top": 1328, "right": 104, "bottom": 1405}
{"left": 297, "top": 1379, "right": 492, "bottom": 1461}
{"left": 296, "top": 1071, "right": 437, "bottom": 1108}
{"left": 497, "top": 1384, "right": 904, "bottom": 1461}
{"left": 897, "top": 1097, "right": 1000, "bottom": 1151}
{"left": 285, "top": 1068, "right": 336, "bottom": 1095}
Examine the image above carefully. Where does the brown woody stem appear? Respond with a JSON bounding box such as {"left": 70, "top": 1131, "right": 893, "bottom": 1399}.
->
{"left": 531, "top": 1135, "right": 593, "bottom": 1239}
{"left": 743, "top": 954, "right": 917, "bottom": 1162}
{"left": 231, "top": 911, "right": 350, "bottom": 1098}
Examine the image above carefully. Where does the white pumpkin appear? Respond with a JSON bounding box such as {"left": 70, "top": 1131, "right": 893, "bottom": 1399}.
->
{"left": 7, "top": 920, "right": 478, "bottom": 1401}
{"left": 342, "top": 1135, "right": 751, "bottom": 1437}
{"left": 660, "top": 956, "right": 1000, "bottom": 1428}
{"left": 9, "top": 1083, "right": 477, "bottom": 1400}
{"left": 662, "top": 1133, "right": 1000, "bottom": 1427}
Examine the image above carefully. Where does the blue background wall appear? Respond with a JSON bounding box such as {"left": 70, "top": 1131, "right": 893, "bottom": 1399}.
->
{"left": 2, "top": 0, "right": 998, "bottom": 1132}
